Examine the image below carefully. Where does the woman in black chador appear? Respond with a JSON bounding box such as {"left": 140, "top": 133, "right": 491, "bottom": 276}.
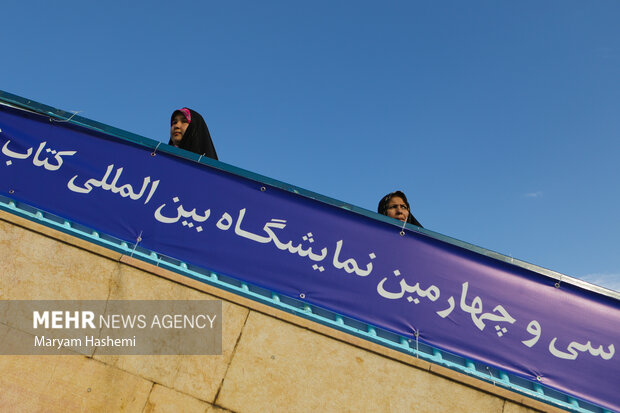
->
{"left": 377, "top": 190, "right": 423, "bottom": 228}
{"left": 169, "top": 107, "right": 218, "bottom": 160}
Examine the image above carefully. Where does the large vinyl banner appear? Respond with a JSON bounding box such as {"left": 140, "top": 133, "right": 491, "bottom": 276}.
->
{"left": 1, "top": 103, "right": 618, "bottom": 411}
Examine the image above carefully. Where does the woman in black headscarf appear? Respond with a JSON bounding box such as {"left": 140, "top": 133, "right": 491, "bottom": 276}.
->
{"left": 169, "top": 107, "right": 218, "bottom": 160}
{"left": 378, "top": 190, "right": 423, "bottom": 228}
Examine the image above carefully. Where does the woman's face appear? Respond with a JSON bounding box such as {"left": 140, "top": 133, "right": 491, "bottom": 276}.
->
{"left": 386, "top": 196, "right": 409, "bottom": 222}
{"left": 170, "top": 113, "right": 190, "bottom": 145}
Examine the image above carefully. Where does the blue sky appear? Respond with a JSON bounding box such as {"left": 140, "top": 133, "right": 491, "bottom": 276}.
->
{"left": 2, "top": 1, "right": 619, "bottom": 291}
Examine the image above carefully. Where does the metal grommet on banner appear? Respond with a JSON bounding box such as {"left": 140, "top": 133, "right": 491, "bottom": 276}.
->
{"left": 130, "top": 230, "right": 144, "bottom": 258}
{"left": 9, "top": 189, "right": 14, "bottom": 194}
{"left": 554, "top": 275, "right": 563, "bottom": 289}
{"left": 260, "top": 186, "right": 266, "bottom": 192}
{"left": 536, "top": 375, "right": 542, "bottom": 381}
{"left": 399, "top": 219, "right": 407, "bottom": 236}
{"left": 299, "top": 293, "right": 306, "bottom": 299}
{"left": 151, "top": 142, "right": 161, "bottom": 157}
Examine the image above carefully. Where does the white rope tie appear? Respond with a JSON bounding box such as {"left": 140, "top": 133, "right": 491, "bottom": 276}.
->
{"left": 51, "top": 111, "right": 82, "bottom": 123}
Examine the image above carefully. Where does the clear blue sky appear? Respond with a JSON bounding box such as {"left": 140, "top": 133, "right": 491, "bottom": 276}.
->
{"left": 2, "top": 1, "right": 619, "bottom": 291}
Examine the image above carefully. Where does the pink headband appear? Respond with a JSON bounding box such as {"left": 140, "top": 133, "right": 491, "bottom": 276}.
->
{"left": 179, "top": 108, "right": 191, "bottom": 123}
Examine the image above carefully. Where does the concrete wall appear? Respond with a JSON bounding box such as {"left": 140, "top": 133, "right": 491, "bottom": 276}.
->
{"left": 0, "top": 211, "right": 562, "bottom": 413}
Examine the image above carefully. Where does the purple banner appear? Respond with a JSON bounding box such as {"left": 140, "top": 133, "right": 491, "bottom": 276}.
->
{"left": 1, "top": 103, "right": 618, "bottom": 411}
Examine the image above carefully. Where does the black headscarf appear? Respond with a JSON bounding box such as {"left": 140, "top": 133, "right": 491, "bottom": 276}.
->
{"left": 169, "top": 108, "right": 218, "bottom": 160}
{"left": 377, "top": 190, "right": 423, "bottom": 228}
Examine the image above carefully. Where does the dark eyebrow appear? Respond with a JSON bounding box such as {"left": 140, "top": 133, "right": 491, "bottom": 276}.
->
{"left": 171, "top": 115, "right": 188, "bottom": 124}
